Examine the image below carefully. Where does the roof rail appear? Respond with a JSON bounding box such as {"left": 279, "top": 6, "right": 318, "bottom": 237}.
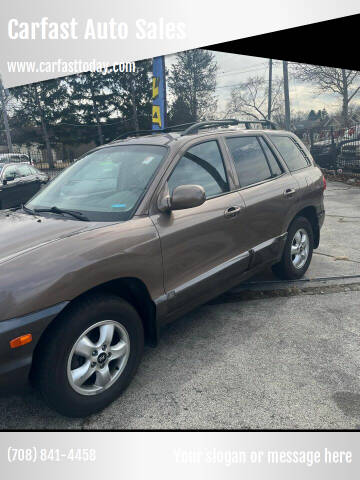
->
{"left": 111, "top": 119, "right": 278, "bottom": 142}
{"left": 180, "top": 119, "right": 239, "bottom": 136}
{"left": 112, "top": 122, "right": 197, "bottom": 142}
{"left": 181, "top": 119, "right": 278, "bottom": 136}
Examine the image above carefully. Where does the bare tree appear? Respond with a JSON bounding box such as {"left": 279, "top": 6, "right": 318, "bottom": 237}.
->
{"left": 292, "top": 65, "right": 360, "bottom": 126}
{"left": 226, "top": 76, "right": 283, "bottom": 122}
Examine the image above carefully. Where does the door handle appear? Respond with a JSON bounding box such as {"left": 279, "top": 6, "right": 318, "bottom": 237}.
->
{"left": 283, "top": 188, "right": 296, "bottom": 197}
{"left": 224, "top": 205, "right": 242, "bottom": 218}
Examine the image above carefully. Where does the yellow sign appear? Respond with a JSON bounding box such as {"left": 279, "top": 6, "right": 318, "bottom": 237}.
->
{"left": 152, "top": 77, "right": 159, "bottom": 100}
{"left": 152, "top": 105, "right": 162, "bottom": 128}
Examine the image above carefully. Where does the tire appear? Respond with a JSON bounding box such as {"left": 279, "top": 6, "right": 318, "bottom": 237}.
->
{"left": 272, "top": 216, "right": 314, "bottom": 280}
{"left": 33, "top": 294, "right": 144, "bottom": 417}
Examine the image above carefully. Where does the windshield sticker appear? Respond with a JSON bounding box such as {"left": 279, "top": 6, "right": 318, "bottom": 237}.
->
{"left": 142, "top": 157, "right": 154, "bottom": 165}
{"left": 112, "top": 204, "right": 127, "bottom": 208}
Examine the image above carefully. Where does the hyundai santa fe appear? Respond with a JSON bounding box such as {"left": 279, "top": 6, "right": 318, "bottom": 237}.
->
{"left": 0, "top": 119, "right": 325, "bottom": 417}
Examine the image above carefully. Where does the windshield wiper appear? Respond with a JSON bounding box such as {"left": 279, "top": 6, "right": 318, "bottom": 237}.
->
{"left": 34, "top": 206, "right": 89, "bottom": 221}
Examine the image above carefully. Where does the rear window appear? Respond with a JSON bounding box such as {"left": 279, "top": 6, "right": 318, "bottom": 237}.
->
{"left": 271, "top": 136, "right": 310, "bottom": 171}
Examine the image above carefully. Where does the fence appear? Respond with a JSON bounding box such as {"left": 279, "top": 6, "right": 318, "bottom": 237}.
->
{"left": 7, "top": 125, "right": 360, "bottom": 177}
{"left": 9, "top": 147, "right": 77, "bottom": 179}
{"left": 307, "top": 123, "right": 360, "bottom": 173}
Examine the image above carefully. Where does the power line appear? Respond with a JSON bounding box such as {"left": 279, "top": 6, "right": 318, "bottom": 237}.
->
{"left": 215, "top": 67, "right": 268, "bottom": 90}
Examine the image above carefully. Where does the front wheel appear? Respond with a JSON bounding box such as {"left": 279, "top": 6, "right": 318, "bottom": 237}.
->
{"left": 272, "top": 216, "right": 314, "bottom": 280}
{"left": 33, "top": 294, "right": 144, "bottom": 417}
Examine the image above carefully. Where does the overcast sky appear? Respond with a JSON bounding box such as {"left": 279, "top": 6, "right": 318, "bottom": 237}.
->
{"left": 165, "top": 50, "right": 360, "bottom": 116}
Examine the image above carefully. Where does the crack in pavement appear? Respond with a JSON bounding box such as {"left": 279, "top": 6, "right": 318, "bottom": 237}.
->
{"left": 314, "top": 251, "right": 360, "bottom": 264}
{"left": 212, "top": 282, "right": 360, "bottom": 304}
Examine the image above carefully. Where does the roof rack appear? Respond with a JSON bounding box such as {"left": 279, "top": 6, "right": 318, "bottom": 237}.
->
{"left": 112, "top": 122, "right": 196, "bottom": 142}
{"left": 111, "top": 118, "right": 278, "bottom": 142}
{"left": 180, "top": 119, "right": 278, "bottom": 136}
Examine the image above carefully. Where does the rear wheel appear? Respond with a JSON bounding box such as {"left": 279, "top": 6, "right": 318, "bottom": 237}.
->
{"left": 272, "top": 216, "right": 314, "bottom": 280}
{"left": 34, "top": 294, "right": 144, "bottom": 417}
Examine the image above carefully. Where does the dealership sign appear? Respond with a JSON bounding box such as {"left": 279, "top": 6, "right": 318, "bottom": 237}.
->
{"left": 152, "top": 56, "right": 166, "bottom": 130}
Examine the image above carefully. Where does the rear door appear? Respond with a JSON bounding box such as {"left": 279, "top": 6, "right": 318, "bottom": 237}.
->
{"left": 150, "top": 138, "right": 250, "bottom": 317}
{"left": 224, "top": 134, "right": 299, "bottom": 267}
{"left": 268, "top": 134, "right": 319, "bottom": 205}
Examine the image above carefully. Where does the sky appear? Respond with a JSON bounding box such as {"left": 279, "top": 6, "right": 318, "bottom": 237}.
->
{"left": 165, "top": 50, "right": 359, "bottom": 117}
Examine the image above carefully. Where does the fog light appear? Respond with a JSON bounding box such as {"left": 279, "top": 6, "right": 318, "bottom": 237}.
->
{"left": 10, "top": 334, "right": 32, "bottom": 349}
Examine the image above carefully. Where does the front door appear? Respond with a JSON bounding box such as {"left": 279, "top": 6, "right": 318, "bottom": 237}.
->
{"left": 151, "top": 139, "right": 250, "bottom": 317}
{"left": 0, "top": 165, "right": 25, "bottom": 209}
{"left": 17, "top": 164, "right": 40, "bottom": 203}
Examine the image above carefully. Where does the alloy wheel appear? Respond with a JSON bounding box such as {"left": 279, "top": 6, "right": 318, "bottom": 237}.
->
{"left": 67, "top": 320, "right": 130, "bottom": 396}
{"left": 290, "top": 228, "right": 310, "bottom": 270}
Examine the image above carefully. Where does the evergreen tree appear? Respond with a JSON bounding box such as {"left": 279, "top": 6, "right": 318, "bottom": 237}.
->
{"left": 168, "top": 50, "right": 217, "bottom": 123}
{"left": 168, "top": 97, "right": 194, "bottom": 126}
{"left": 66, "top": 71, "right": 113, "bottom": 145}
{"left": 108, "top": 59, "right": 152, "bottom": 135}
{"left": 307, "top": 110, "right": 317, "bottom": 121}
{"left": 11, "top": 78, "right": 68, "bottom": 167}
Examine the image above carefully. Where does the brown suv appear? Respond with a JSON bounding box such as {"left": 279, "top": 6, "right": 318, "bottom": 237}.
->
{"left": 0, "top": 120, "right": 325, "bottom": 417}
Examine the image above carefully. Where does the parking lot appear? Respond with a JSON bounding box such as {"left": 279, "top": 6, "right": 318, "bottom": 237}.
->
{"left": 0, "top": 180, "right": 359, "bottom": 430}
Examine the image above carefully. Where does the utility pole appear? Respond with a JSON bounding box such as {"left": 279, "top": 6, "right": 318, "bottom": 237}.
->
{"left": 283, "top": 60, "right": 291, "bottom": 130}
{"left": 267, "top": 59, "right": 272, "bottom": 121}
{"left": 0, "top": 76, "right": 13, "bottom": 153}
{"left": 341, "top": 69, "right": 349, "bottom": 126}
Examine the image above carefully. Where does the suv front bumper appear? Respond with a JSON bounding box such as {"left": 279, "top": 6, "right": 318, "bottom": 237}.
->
{"left": 0, "top": 302, "right": 68, "bottom": 394}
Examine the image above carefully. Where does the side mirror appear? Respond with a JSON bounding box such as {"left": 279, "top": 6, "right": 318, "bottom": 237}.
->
{"left": 158, "top": 184, "right": 206, "bottom": 212}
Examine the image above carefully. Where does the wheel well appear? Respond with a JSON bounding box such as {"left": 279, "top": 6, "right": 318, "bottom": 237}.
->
{"left": 293, "top": 206, "right": 320, "bottom": 248}
{"left": 36, "top": 278, "right": 158, "bottom": 356}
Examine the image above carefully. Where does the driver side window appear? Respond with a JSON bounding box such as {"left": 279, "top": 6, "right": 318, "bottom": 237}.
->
{"left": 168, "top": 140, "right": 229, "bottom": 199}
{"left": 4, "top": 165, "right": 19, "bottom": 181}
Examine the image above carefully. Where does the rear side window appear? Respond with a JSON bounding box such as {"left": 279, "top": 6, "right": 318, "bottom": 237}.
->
{"left": 271, "top": 136, "right": 310, "bottom": 171}
{"left": 226, "top": 136, "right": 272, "bottom": 187}
{"left": 29, "top": 166, "right": 41, "bottom": 175}
{"left": 17, "top": 164, "right": 32, "bottom": 177}
{"left": 258, "top": 137, "right": 283, "bottom": 177}
{"left": 168, "top": 140, "right": 229, "bottom": 198}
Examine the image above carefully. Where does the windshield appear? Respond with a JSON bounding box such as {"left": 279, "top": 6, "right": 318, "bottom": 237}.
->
{"left": 27, "top": 145, "right": 166, "bottom": 221}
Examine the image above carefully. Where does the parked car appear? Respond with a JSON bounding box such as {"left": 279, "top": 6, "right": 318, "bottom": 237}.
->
{"left": 0, "top": 162, "right": 49, "bottom": 210}
{"left": 310, "top": 139, "right": 338, "bottom": 168}
{"left": 311, "top": 125, "right": 360, "bottom": 169}
{"left": 0, "top": 120, "right": 325, "bottom": 417}
{"left": 338, "top": 139, "right": 360, "bottom": 171}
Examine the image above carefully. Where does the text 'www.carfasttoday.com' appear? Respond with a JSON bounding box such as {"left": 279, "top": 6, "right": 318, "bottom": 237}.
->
{"left": 7, "top": 59, "right": 136, "bottom": 75}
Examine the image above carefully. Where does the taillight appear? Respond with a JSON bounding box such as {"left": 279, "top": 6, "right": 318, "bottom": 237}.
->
{"left": 322, "top": 175, "right": 327, "bottom": 191}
